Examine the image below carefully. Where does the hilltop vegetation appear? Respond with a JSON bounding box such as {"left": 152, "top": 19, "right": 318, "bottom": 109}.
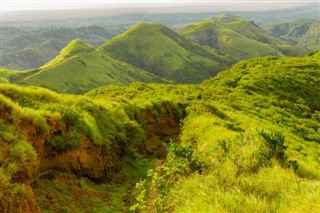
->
{"left": 179, "top": 14, "right": 308, "bottom": 59}
{"left": 1, "top": 52, "right": 319, "bottom": 212}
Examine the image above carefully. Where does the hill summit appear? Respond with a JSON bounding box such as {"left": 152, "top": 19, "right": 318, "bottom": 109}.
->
{"left": 179, "top": 14, "right": 307, "bottom": 59}
{"left": 41, "top": 39, "right": 95, "bottom": 69}
{"left": 102, "top": 22, "right": 234, "bottom": 83}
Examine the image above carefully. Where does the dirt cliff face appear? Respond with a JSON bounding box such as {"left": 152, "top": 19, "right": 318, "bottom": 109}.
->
{"left": 140, "top": 103, "right": 183, "bottom": 157}
{"left": 1, "top": 101, "right": 183, "bottom": 212}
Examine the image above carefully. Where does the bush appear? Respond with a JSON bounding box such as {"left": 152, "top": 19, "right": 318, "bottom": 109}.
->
{"left": 46, "top": 129, "right": 83, "bottom": 150}
{"left": 9, "top": 140, "right": 37, "bottom": 164}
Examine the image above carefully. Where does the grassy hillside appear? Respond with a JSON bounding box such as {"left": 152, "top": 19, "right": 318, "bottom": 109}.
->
{"left": 102, "top": 23, "right": 235, "bottom": 83}
{"left": 1, "top": 52, "right": 319, "bottom": 211}
{"left": 179, "top": 14, "right": 308, "bottom": 59}
{"left": 263, "top": 19, "right": 320, "bottom": 51}
{"left": 87, "top": 52, "right": 320, "bottom": 212}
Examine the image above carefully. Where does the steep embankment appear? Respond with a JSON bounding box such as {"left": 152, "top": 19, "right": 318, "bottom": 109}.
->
{"left": 0, "top": 83, "right": 184, "bottom": 212}
{"left": 179, "top": 14, "right": 307, "bottom": 59}
{"left": 102, "top": 23, "right": 234, "bottom": 83}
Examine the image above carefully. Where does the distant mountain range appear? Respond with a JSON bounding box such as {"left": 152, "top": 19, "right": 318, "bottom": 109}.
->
{"left": 1, "top": 14, "right": 317, "bottom": 94}
{"left": 263, "top": 19, "right": 320, "bottom": 51}
{"left": 2, "top": 8, "right": 319, "bottom": 70}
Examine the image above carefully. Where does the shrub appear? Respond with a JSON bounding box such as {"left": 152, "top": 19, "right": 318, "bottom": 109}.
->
{"left": 46, "top": 130, "right": 83, "bottom": 150}
{"left": 9, "top": 140, "right": 37, "bottom": 164}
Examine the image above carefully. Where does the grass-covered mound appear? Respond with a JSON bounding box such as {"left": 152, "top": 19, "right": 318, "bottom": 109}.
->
{"left": 102, "top": 23, "right": 234, "bottom": 83}
{"left": 1, "top": 52, "right": 319, "bottom": 212}
{"left": 179, "top": 14, "right": 308, "bottom": 59}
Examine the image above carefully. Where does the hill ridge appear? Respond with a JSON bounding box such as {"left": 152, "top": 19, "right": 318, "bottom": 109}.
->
{"left": 179, "top": 14, "right": 307, "bottom": 59}
{"left": 102, "top": 22, "right": 234, "bottom": 83}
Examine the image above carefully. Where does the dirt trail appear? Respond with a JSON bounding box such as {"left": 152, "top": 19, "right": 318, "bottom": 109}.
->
{"left": 147, "top": 159, "right": 164, "bottom": 212}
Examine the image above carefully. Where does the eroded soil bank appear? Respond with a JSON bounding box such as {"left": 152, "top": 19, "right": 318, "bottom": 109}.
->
{"left": 1, "top": 103, "right": 183, "bottom": 212}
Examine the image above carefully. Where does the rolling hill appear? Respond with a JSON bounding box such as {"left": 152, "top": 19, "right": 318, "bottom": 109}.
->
{"left": 1, "top": 17, "right": 313, "bottom": 94}
{"left": 179, "top": 14, "right": 308, "bottom": 59}
{"left": 15, "top": 39, "right": 166, "bottom": 94}
{"left": 102, "top": 22, "right": 235, "bottom": 83}
{"left": 263, "top": 19, "right": 320, "bottom": 51}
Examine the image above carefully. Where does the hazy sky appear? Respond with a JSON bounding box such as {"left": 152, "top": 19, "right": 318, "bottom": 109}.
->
{"left": 2, "top": 0, "right": 317, "bottom": 12}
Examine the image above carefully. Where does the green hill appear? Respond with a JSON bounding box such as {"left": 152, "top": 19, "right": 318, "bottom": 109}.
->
{"left": 1, "top": 53, "right": 319, "bottom": 212}
{"left": 102, "top": 23, "right": 235, "bottom": 83}
{"left": 40, "top": 39, "right": 95, "bottom": 69}
{"left": 263, "top": 19, "right": 320, "bottom": 51}
{"left": 11, "top": 39, "right": 166, "bottom": 94}
{"left": 179, "top": 14, "right": 307, "bottom": 59}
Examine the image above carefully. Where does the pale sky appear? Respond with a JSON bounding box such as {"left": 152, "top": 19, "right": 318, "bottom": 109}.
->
{"left": 1, "top": 0, "right": 318, "bottom": 12}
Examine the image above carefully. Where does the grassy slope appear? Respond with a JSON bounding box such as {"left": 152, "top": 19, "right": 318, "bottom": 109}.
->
{"left": 179, "top": 14, "right": 307, "bottom": 59}
{"left": 16, "top": 39, "right": 166, "bottom": 94}
{"left": 102, "top": 23, "right": 235, "bottom": 83}
{"left": 87, "top": 52, "right": 320, "bottom": 212}
{"left": 163, "top": 53, "right": 320, "bottom": 212}
{"left": 1, "top": 51, "right": 319, "bottom": 212}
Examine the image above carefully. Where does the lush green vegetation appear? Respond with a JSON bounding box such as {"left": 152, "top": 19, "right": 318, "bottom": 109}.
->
{"left": 179, "top": 14, "right": 308, "bottom": 59}
{"left": 86, "top": 52, "right": 320, "bottom": 212}
{"left": 1, "top": 51, "right": 320, "bottom": 212}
